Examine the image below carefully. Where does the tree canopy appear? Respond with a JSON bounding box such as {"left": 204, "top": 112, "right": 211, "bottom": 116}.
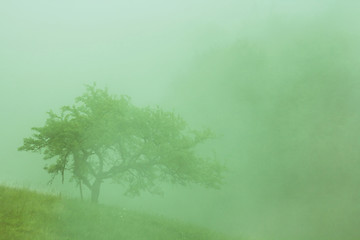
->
{"left": 19, "top": 85, "right": 224, "bottom": 203}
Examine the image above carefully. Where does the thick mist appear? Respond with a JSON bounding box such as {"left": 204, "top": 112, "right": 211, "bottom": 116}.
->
{"left": 164, "top": 8, "right": 360, "bottom": 240}
{"left": 1, "top": 1, "right": 360, "bottom": 240}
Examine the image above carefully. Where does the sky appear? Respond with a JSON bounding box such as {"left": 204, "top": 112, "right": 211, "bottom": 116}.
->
{"left": 1, "top": 1, "right": 360, "bottom": 240}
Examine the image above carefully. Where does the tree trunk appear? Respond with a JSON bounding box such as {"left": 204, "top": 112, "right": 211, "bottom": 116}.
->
{"left": 79, "top": 180, "right": 84, "bottom": 201}
{"left": 91, "top": 179, "right": 102, "bottom": 204}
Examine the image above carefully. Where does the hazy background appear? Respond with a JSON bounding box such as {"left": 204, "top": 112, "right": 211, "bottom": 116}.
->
{"left": 1, "top": 1, "right": 360, "bottom": 240}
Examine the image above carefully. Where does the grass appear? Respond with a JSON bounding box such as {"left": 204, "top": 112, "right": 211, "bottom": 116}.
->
{"left": 0, "top": 185, "right": 240, "bottom": 240}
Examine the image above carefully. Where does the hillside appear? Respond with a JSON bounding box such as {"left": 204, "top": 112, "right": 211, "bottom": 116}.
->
{"left": 0, "top": 185, "right": 240, "bottom": 240}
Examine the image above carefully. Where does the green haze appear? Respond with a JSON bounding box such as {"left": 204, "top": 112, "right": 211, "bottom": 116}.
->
{"left": 1, "top": 1, "right": 360, "bottom": 240}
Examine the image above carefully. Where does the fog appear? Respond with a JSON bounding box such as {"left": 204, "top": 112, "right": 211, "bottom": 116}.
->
{"left": 1, "top": 1, "right": 360, "bottom": 240}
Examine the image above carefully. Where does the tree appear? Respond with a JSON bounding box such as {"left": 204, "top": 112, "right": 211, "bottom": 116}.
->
{"left": 19, "top": 84, "right": 224, "bottom": 203}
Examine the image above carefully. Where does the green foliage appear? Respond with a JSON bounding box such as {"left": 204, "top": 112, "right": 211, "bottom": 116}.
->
{"left": 0, "top": 185, "right": 240, "bottom": 240}
{"left": 19, "top": 84, "right": 224, "bottom": 202}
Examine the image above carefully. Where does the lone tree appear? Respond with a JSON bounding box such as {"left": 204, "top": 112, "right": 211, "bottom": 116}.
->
{"left": 19, "top": 85, "right": 224, "bottom": 203}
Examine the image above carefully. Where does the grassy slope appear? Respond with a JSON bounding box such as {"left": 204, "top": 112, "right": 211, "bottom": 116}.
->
{"left": 0, "top": 185, "right": 240, "bottom": 240}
